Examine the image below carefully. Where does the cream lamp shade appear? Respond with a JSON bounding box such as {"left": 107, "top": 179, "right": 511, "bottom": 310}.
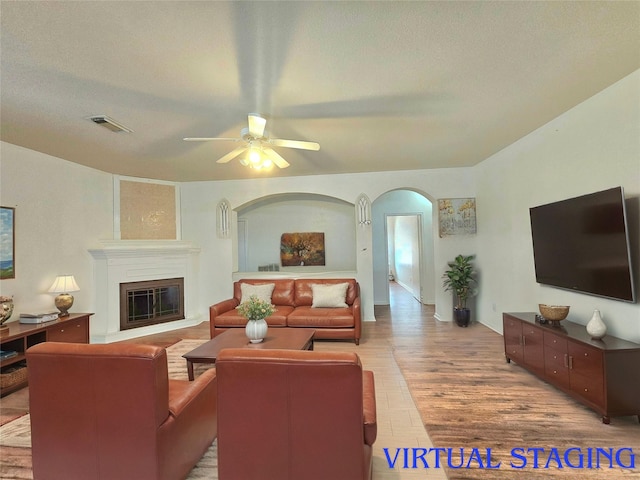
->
{"left": 48, "top": 275, "right": 80, "bottom": 316}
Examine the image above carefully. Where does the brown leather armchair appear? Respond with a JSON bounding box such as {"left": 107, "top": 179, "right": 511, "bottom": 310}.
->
{"left": 216, "top": 348, "right": 377, "bottom": 480}
{"left": 26, "top": 342, "right": 217, "bottom": 480}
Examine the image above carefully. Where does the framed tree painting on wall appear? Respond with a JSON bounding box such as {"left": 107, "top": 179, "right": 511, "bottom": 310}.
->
{"left": 0, "top": 207, "right": 15, "bottom": 279}
{"left": 280, "top": 232, "right": 326, "bottom": 266}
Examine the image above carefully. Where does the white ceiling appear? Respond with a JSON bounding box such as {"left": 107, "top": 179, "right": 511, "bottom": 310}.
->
{"left": 1, "top": 1, "right": 639, "bottom": 182}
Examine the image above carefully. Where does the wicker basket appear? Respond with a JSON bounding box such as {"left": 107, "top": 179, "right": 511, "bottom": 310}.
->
{"left": 0, "top": 364, "right": 28, "bottom": 389}
{"left": 538, "top": 304, "right": 570, "bottom": 321}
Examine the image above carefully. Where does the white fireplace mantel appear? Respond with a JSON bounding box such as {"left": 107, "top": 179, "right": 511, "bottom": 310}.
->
{"left": 89, "top": 240, "right": 201, "bottom": 343}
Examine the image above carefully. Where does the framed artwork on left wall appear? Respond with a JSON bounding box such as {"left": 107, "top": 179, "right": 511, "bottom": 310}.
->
{"left": 0, "top": 206, "right": 15, "bottom": 279}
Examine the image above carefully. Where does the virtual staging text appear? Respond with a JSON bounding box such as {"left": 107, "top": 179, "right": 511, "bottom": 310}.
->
{"left": 383, "top": 447, "right": 636, "bottom": 470}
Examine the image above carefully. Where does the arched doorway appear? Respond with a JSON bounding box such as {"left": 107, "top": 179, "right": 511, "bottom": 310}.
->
{"left": 372, "top": 189, "right": 435, "bottom": 307}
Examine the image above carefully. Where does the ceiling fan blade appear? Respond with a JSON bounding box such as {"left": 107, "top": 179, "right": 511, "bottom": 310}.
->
{"left": 217, "top": 146, "right": 247, "bottom": 164}
{"left": 263, "top": 147, "right": 290, "bottom": 168}
{"left": 183, "top": 137, "right": 241, "bottom": 142}
{"left": 248, "top": 114, "right": 267, "bottom": 138}
{"left": 269, "top": 138, "right": 320, "bottom": 151}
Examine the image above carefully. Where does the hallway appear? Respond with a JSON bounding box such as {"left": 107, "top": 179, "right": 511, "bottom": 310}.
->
{"left": 373, "top": 280, "right": 437, "bottom": 340}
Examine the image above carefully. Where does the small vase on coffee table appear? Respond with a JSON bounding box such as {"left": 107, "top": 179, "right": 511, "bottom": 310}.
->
{"left": 245, "top": 319, "right": 268, "bottom": 343}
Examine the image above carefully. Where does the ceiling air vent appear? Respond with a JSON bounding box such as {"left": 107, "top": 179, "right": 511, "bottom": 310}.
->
{"left": 88, "top": 115, "right": 133, "bottom": 133}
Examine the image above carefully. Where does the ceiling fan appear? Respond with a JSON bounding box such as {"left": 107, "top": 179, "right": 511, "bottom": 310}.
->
{"left": 184, "top": 114, "right": 320, "bottom": 169}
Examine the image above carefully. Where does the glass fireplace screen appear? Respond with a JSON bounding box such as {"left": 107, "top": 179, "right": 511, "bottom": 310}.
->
{"left": 120, "top": 278, "right": 184, "bottom": 330}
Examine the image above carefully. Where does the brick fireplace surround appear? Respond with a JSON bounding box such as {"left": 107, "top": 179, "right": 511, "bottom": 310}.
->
{"left": 89, "top": 241, "right": 201, "bottom": 343}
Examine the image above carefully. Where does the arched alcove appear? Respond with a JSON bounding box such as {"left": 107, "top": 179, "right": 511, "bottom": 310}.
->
{"left": 236, "top": 193, "right": 356, "bottom": 272}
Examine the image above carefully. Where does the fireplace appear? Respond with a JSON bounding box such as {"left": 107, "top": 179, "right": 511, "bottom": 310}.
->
{"left": 89, "top": 240, "right": 201, "bottom": 343}
{"left": 120, "top": 278, "right": 184, "bottom": 331}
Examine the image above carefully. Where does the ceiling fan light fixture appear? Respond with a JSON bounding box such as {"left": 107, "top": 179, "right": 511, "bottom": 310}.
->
{"left": 248, "top": 147, "right": 262, "bottom": 165}
{"left": 187, "top": 113, "right": 316, "bottom": 170}
{"left": 251, "top": 161, "right": 272, "bottom": 171}
{"left": 240, "top": 145, "right": 271, "bottom": 170}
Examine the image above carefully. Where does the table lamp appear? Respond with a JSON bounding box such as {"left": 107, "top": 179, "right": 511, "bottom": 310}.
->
{"left": 48, "top": 275, "right": 80, "bottom": 317}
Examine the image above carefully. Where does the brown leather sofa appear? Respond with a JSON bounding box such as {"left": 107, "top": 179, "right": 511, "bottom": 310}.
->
{"left": 210, "top": 278, "right": 362, "bottom": 344}
{"left": 26, "top": 342, "right": 218, "bottom": 480}
{"left": 216, "top": 348, "right": 377, "bottom": 480}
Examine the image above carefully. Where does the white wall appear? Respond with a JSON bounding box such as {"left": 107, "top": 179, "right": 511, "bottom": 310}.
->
{"left": 475, "top": 69, "right": 640, "bottom": 342}
{"left": 0, "top": 142, "right": 113, "bottom": 317}
{"left": 181, "top": 70, "right": 639, "bottom": 338}
{"left": 180, "top": 169, "right": 475, "bottom": 322}
{"left": 2, "top": 69, "right": 637, "bottom": 343}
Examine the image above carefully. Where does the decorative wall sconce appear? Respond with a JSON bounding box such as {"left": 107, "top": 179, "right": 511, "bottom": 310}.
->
{"left": 48, "top": 275, "right": 80, "bottom": 316}
{"left": 217, "top": 199, "right": 231, "bottom": 238}
{"left": 356, "top": 194, "right": 371, "bottom": 226}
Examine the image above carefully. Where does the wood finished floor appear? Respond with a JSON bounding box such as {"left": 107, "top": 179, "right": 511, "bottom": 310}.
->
{"left": 1, "top": 282, "right": 639, "bottom": 479}
{"left": 381, "top": 284, "right": 640, "bottom": 479}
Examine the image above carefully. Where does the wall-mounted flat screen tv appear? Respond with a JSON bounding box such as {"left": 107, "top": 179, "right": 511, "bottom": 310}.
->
{"left": 529, "top": 186, "right": 635, "bottom": 303}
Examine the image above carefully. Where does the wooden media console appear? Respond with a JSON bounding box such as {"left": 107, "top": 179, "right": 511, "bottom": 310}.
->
{"left": 503, "top": 312, "right": 640, "bottom": 424}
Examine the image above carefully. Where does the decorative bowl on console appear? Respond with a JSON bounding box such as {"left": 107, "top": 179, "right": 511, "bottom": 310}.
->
{"left": 538, "top": 304, "right": 569, "bottom": 325}
{"left": 0, "top": 296, "right": 14, "bottom": 329}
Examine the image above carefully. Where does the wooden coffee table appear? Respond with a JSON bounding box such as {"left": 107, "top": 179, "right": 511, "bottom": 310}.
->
{"left": 183, "top": 328, "right": 315, "bottom": 380}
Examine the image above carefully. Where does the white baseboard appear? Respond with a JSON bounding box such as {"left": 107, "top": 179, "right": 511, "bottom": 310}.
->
{"left": 90, "top": 314, "right": 203, "bottom": 343}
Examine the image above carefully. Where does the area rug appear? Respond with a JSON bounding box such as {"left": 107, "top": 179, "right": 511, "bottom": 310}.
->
{"left": 0, "top": 413, "right": 217, "bottom": 480}
{"left": 0, "top": 339, "right": 446, "bottom": 480}
{"left": 0, "top": 414, "right": 31, "bottom": 449}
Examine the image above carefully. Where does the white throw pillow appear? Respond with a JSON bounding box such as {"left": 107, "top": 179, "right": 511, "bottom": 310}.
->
{"left": 311, "top": 283, "right": 349, "bottom": 308}
{"left": 240, "top": 283, "right": 275, "bottom": 304}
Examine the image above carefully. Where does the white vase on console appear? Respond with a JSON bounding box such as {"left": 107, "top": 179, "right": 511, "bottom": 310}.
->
{"left": 586, "top": 309, "right": 606, "bottom": 340}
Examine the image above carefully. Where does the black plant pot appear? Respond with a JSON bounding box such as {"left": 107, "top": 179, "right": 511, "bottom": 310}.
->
{"left": 454, "top": 308, "right": 471, "bottom": 327}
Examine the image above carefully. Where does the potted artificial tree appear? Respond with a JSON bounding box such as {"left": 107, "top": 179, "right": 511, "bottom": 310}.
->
{"left": 442, "top": 254, "right": 477, "bottom": 327}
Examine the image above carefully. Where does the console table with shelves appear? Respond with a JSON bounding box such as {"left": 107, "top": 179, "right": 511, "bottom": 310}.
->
{"left": 503, "top": 312, "right": 640, "bottom": 424}
{"left": 0, "top": 313, "right": 92, "bottom": 396}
